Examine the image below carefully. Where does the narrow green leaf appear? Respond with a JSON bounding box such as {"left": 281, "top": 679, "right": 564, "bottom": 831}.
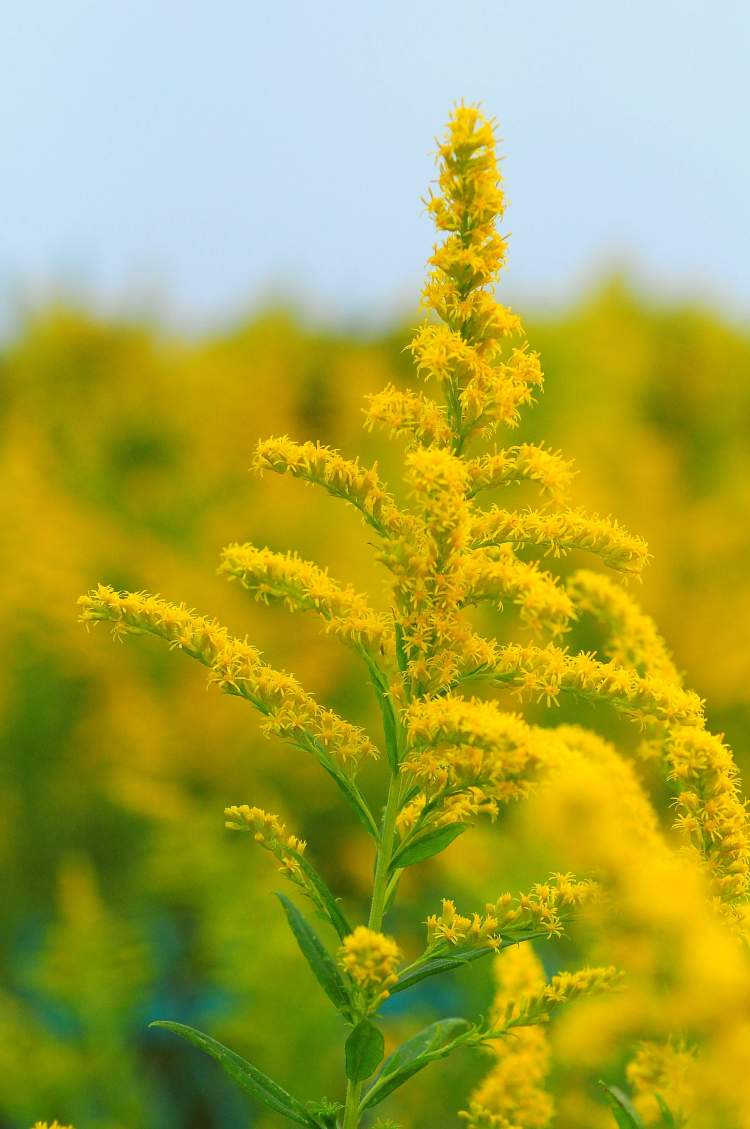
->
{"left": 277, "top": 893, "right": 352, "bottom": 1017}
{"left": 655, "top": 1094, "right": 679, "bottom": 1128}
{"left": 150, "top": 1020, "right": 314, "bottom": 1126}
{"left": 361, "top": 650, "right": 401, "bottom": 772}
{"left": 293, "top": 851, "right": 352, "bottom": 940}
{"left": 361, "top": 1018, "right": 472, "bottom": 1110}
{"left": 320, "top": 762, "right": 379, "bottom": 839}
{"left": 394, "top": 622, "right": 409, "bottom": 674}
{"left": 345, "top": 1020, "right": 385, "bottom": 1082}
{"left": 599, "top": 1081, "right": 644, "bottom": 1129}
{"left": 390, "top": 948, "right": 491, "bottom": 994}
{"left": 390, "top": 823, "right": 468, "bottom": 870}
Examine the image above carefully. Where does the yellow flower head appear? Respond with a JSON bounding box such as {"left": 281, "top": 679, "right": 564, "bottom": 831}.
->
{"left": 338, "top": 926, "right": 402, "bottom": 1010}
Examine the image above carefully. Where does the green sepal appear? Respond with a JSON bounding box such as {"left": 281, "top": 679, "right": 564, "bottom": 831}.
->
{"left": 149, "top": 1020, "right": 315, "bottom": 1126}
{"left": 345, "top": 1020, "right": 385, "bottom": 1082}
{"left": 389, "top": 823, "right": 468, "bottom": 870}
{"left": 361, "top": 1017, "right": 472, "bottom": 1110}
{"left": 277, "top": 893, "right": 353, "bottom": 1018}
{"left": 599, "top": 1081, "right": 645, "bottom": 1129}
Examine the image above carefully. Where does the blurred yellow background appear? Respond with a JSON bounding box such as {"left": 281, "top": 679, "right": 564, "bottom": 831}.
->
{"left": 1, "top": 279, "right": 749, "bottom": 1127}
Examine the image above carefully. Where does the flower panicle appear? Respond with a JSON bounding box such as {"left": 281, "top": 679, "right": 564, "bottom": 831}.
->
{"left": 337, "top": 926, "right": 402, "bottom": 1012}
{"left": 363, "top": 385, "right": 452, "bottom": 447}
{"left": 626, "top": 1040, "right": 695, "bottom": 1127}
{"left": 253, "top": 436, "right": 403, "bottom": 536}
{"left": 426, "top": 873, "right": 598, "bottom": 952}
{"left": 78, "top": 586, "right": 377, "bottom": 773}
{"left": 568, "top": 568, "right": 682, "bottom": 683}
{"left": 225, "top": 804, "right": 306, "bottom": 871}
{"left": 466, "top": 443, "right": 576, "bottom": 502}
{"left": 462, "top": 547, "right": 575, "bottom": 638}
{"left": 218, "top": 542, "right": 391, "bottom": 654}
{"left": 460, "top": 945, "right": 553, "bottom": 1129}
{"left": 472, "top": 506, "right": 651, "bottom": 575}
{"left": 403, "top": 695, "right": 546, "bottom": 811}
{"left": 497, "top": 964, "right": 621, "bottom": 1032}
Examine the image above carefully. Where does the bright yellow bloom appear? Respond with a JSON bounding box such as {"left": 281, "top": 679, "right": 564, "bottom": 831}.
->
{"left": 568, "top": 568, "right": 681, "bottom": 682}
{"left": 31, "top": 1122, "right": 74, "bottom": 1128}
{"left": 466, "top": 444, "right": 576, "bottom": 502}
{"left": 426, "top": 873, "right": 597, "bottom": 951}
{"left": 79, "top": 585, "right": 377, "bottom": 773}
{"left": 253, "top": 435, "right": 404, "bottom": 536}
{"left": 219, "top": 542, "right": 390, "bottom": 654}
{"left": 461, "top": 945, "right": 553, "bottom": 1129}
{"left": 338, "top": 927, "right": 402, "bottom": 1010}
{"left": 626, "top": 1041, "right": 696, "bottom": 1127}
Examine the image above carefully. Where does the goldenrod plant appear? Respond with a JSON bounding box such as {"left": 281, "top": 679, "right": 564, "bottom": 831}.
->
{"left": 76, "top": 106, "right": 750, "bottom": 1128}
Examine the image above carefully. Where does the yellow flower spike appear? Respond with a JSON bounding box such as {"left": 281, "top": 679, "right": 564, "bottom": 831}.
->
{"left": 568, "top": 567, "right": 682, "bottom": 682}
{"left": 363, "top": 384, "right": 452, "bottom": 446}
{"left": 79, "top": 586, "right": 377, "bottom": 773}
{"left": 31, "top": 1123, "right": 74, "bottom": 1129}
{"left": 472, "top": 506, "right": 651, "bottom": 575}
{"left": 461, "top": 945, "right": 554, "bottom": 1129}
{"left": 626, "top": 1041, "right": 696, "bottom": 1127}
{"left": 462, "top": 547, "right": 575, "bottom": 638}
{"left": 426, "top": 874, "right": 597, "bottom": 952}
{"left": 219, "top": 542, "right": 391, "bottom": 655}
{"left": 338, "top": 926, "right": 402, "bottom": 1011}
{"left": 466, "top": 444, "right": 576, "bottom": 503}
{"left": 253, "top": 435, "right": 405, "bottom": 536}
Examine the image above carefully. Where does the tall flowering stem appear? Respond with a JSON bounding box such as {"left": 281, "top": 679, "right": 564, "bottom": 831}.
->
{"left": 77, "top": 104, "right": 749, "bottom": 1129}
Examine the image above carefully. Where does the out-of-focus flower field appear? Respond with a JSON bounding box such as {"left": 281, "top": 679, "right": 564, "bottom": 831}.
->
{"left": 2, "top": 280, "right": 749, "bottom": 1129}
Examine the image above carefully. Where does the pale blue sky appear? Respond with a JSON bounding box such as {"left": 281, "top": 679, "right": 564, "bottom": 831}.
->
{"left": 2, "top": 0, "right": 749, "bottom": 330}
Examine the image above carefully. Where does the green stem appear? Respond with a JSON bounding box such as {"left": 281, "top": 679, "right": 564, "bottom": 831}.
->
{"left": 343, "top": 1078, "right": 364, "bottom": 1129}
{"left": 368, "top": 772, "right": 402, "bottom": 931}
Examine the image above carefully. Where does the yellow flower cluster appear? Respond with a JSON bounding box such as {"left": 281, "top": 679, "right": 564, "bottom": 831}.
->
{"left": 568, "top": 568, "right": 681, "bottom": 682}
{"left": 472, "top": 507, "right": 650, "bottom": 574}
{"left": 31, "top": 1123, "right": 74, "bottom": 1129}
{"left": 466, "top": 444, "right": 576, "bottom": 502}
{"left": 626, "top": 1041, "right": 695, "bottom": 1127}
{"left": 463, "top": 547, "right": 574, "bottom": 637}
{"left": 218, "top": 542, "right": 390, "bottom": 654}
{"left": 499, "top": 965, "right": 621, "bottom": 1032}
{"left": 224, "top": 804, "right": 306, "bottom": 875}
{"left": 78, "top": 585, "right": 377, "bottom": 773}
{"left": 337, "top": 926, "right": 402, "bottom": 1010}
{"left": 363, "top": 384, "right": 452, "bottom": 446}
{"left": 253, "top": 435, "right": 403, "bottom": 536}
{"left": 461, "top": 945, "right": 553, "bottom": 1129}
{"left": 426, "top": 873, "right": 597, "bottom": 951}
{"left": 403, "top": 696, "right": 545, "bottom": 821}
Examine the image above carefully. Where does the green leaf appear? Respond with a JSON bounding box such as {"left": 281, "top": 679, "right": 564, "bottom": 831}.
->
{"left": 390, "top": 948, "right": 490, "bottom": 994}
{"left": 277, "top": 893, "right": 352, "bottom": 1017}
{"left": 150, "top": 1020, "right": 315, "bottom": 1126}
{"left": 599, "top": 1081, "right": 644, "bottom": 1129}
{"left": 390, "top": 824, "right": 468, "bottom": 870}
{"left": 361, "top": 650, "right": 401, "bottom": 772}
{"left": 361, "top": 1017, "right": 472, "bottom": 1110}
{"left": 293, "top": 851, "right": 352, "bottom": 940}
{"left": 345, "top": 1020, "right": 385, "bottom": 1082}
{"left": 655, "top": 1095, "right": 679, "bottom": 1128}
{"left": 394, "top": 622, "right": 409, "bottom": 674}
{"left": 320, "top": 762, "right": 379, "bottom": 839}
